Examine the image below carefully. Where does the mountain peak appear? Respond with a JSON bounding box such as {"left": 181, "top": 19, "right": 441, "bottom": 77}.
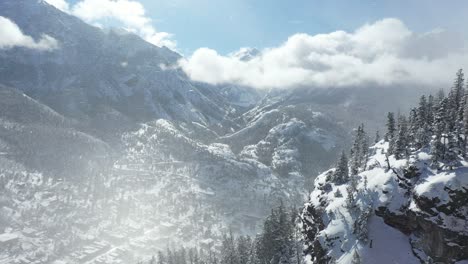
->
{"left": 230, "top": 47, "right": 261, "bottom": 61}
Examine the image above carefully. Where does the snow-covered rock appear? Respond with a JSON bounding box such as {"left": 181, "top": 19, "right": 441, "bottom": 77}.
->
{"left": 302, "top": 141, "right": 468, "bottom": 264}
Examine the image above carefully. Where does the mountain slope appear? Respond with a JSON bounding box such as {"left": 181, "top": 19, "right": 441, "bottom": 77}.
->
{"left": 0, "top": 84, "right": 110, "bottom": 176}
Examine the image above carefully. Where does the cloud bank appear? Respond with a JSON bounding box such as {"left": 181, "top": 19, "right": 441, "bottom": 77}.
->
{"left": 0, "top": 16, "right": 59, "bottom": 51}
{"left": 179, "top": 18, "right": 468, "bottom": 89}
{"left": 45, "top": 0, "right": 176, "bottom": 50}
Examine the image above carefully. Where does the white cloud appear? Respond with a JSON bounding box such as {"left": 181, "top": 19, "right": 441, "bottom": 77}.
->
{"left": 0, "top": 16, "right": 59, "bottom": 51}
{"left": 45, "top": 0, "right": 176, "bottom": 50}
{"left": 179, "top": 18, "right": 468, "bottom": 89}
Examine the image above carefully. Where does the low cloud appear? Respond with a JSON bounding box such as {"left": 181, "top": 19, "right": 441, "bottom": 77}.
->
{"left": 45, "top": 0, "right": 176, "bottom": 50}
{"left": 0, "top": 16, "right": 59, "bottom": 51}
{"left": 179, "top": 18, "right": 468, "bottom": 89}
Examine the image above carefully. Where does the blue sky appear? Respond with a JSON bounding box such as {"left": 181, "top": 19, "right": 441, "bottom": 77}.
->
{"left": 61, "top": 0, "right": 468, "bottom": 55}
{"left": 133, "top": 0, "right": 468, "bottom": 55}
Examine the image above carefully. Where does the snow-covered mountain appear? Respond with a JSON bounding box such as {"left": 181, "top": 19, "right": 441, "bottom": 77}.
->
{"left": 0, "top": 0, "right": 237, "bottom": 133}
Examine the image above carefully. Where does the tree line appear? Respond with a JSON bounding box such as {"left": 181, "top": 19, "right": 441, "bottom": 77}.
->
{"left": 143, "top": 203, "right": 303, "bottom": 264}
{"left": 332, "top": 68, "right": 468, "bottom": 185}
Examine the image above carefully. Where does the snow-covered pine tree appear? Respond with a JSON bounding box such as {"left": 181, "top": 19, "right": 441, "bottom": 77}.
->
{"left": 430, "top": 135, "right": 443, "bottom": 169}
{"left": 333, "top": 151, "right": 349, "bottom": 184}
{"left": 436, "top": 88, "right": 445, "bottom": 104}
{"left": 417, "top": 95, "right": 428, "bottom": 125}
{"left": 221, "top": 231, "right": 240, "bottom": 264}
{"left": 408, "top": 108, "right": 419, "bottom": 149}
{"left": 157, "top": 251, "right": 166, "bottom": 264}
{"left": 177, "top": 248, "right": 188, "bottom": 264}
{"left": 459, "top": 89, "right": 468, "bottom": 155}
{"left": 290, "top": 207, "right": 303, "bottom": 264}
{"left": 452, "top": 69, "right": 465, "bottom": 119}
{"left": 255, "top": 203, "right": 299, "bottom": 264}
{"left": 248, "top": 237, "right": 261, "bottom": 264}
{"left": 350, "top": 124, "right": 368, "bottom": 175}
{"left": 385, "top": 112, "right": 396, "bottom": 154}
{"left": 394, "top": 115, "right": 409, "bottom": 159}
{"left": 237, "top": 236, "right": 252, "bottom": 264}
{"left": 278, "top": 242, "right": 294, "bottom": 264}
{"left": 463, "top": 98, "right": 468, "bottom": 156}
{"left": 447, "top": 69, "right": 465, "bottom": 135}
{"left": 374, "top": 130, "right": 380, "bottom": 143}
{"left": 427, "top": 94, "right": 435, "bottom": 126}
{"left": 431, "top": 97, "right": 449, "bottom": 168}
{"left": 353, "top": 202, "right": 372, "bottom": 242}
{"left": 445, "top": 131, "right": 460, "bottom": 170}
{"left": 361, "top": 132, "right": 369, "bottom": 170}
{"left": 345, "top": 175, "right": 358, "bottom": 210}
{"left": 416, "top": 95, "right": 431, "bottom": 148}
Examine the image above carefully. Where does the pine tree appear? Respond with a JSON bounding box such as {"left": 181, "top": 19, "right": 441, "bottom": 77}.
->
{"left": 430, "top": 134, "right": 443, "bottom": 169}
{"left": 333, "top": 151, "right": 349, "bottom": 184}
{"left": 452, "top": 69, "right": 465, "bottom": 117}
{"left": 255, "top": 203, "right": 297, "bottom": 264}
{"left": 374, "top": 130, "right": 380, "bottom": 143}
{"left": 435, "top": 98, "right": 448, "bottom": 134}
{"left": 436, "top": 89, "right": 445, "bottom": 104}
{"left": 431, "top": 97, "right": 449, "bottom": 166}
{"left": 221, "top": 231, "right": 239, "bottom": 264}
{"left": 416, "top": 96, "right": 431, "bottom": 148}
{"left": 353, "top": 204, "right": 372, "bottom": 242}
{"left": 178, "top": 247, "right": 188, "bottom": 264}
{"left": 445, "top": 131, "right": 460, "bottom": 170}
{"left": 334, "top": 188, "right": 343, "bottom": 198}
{"left": 408, "top": 108, "right": 419, "bottom": 148}
{"left": 427, "top": 94, "right": 435, "bottom": 126}
{"left": 157, "top": 252, "right": 166, "bottom": 264}
{"left": 237, "top": 236, "right": 252, "bottom": 264}
{"left": 463, "top": 100, "right": 468, "bottom": 156}
{"left": 278, "top": 242, "right": 294, "bottom": 264}
{"left": 350, "top": 124, "right": 368, "bottom": 175}
{"left": 417, "top": 95, "right": 428, "bottom": 126}
{"left": 290, "top": 207, "right": 303, "bottom": 264}
{"left": 447, "top": 69, "right": 465, "bottom": 132}
{"left": 167, "top": 248, "right": 175, "bottom": 264}
{"left": 249, "top": 235, "right": 262, "bottom": 264}
{"left": 385, "top": 112, "right": 396, "bottom": 153}
{"left": 345, "top": 177, "right": 358, "bottom": 210}
{"left": 394, "top": 115, "right": 409, "bottom": 159}
{"left": 361, "top": 132, "right": 369, "bottom": 170}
